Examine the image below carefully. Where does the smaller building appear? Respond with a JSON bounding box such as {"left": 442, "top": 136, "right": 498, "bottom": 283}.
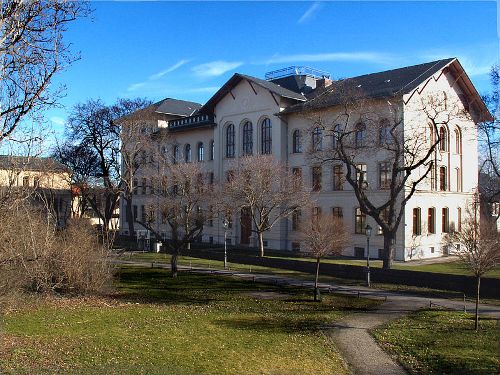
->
{"left": 0, "top": 155, "right": 72, "bottom": 227}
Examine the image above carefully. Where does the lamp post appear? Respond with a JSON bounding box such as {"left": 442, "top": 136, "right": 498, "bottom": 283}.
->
{"left": 365, "top": 224, "right": 372, "bottom": 287}
{"left": 222, "top": 219, "right": 229, "bottom": 269}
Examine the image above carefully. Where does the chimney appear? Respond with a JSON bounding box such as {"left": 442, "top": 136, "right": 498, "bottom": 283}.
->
{"left": 316, "top": 77, "right": 333, "bottom": 88}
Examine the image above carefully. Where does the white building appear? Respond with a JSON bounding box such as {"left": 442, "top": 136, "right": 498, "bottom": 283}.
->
{"left": 120, "top": 58, "right": 491, "bottom": 261}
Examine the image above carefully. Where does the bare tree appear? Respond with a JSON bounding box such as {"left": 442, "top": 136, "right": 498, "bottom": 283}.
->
{"left": 299, "top": 213, "right": 350, "bottom": 301}
{"left": 0, "top": 0, "right": 89, "bottom": 143}
{"left": 225, "top": 155, "right": 310, "bottom": 257}
{"left": 445, "top": 201, "right": 500, "bottom": 330}
{"left": 306, "top": 86, "right": 468, "bottom": 269}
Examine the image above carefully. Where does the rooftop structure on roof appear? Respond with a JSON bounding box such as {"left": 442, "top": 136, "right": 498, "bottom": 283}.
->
{"left": 265, "top": 66, "right": 330, "bottom": 81}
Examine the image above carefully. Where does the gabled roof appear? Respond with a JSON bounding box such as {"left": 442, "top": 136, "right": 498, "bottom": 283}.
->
{"left": 0, "top": 155, "right": 71, "bottom": 173}
{"left": 200, "top": 73, "right": 306, "bottom": 113}
{"left": 282, "top": 58, "right": 458, "bottom": 114}
{"left": 155, "top": 98, "right": 202, "bottom": 116}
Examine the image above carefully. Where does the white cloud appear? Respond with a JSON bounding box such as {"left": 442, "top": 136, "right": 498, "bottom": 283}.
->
{"left": 149, "top": 59, "right": 190, "bottom": 80}
{"left": 192, "top": 60, "right": 243, "bottom": 78}
{"left": 50, "top": 116, "right": 65, "bottom": 126}
{"left": 298, "top": 2, "right": 322, "bottom": 24}
{"left": 265, "top": 52, "right": 395, "bottom": 66}
{"left": 127, "top": 82, "right": 146, "bottom": 92}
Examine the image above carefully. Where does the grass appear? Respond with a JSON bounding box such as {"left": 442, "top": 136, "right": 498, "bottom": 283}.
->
{"left": 372, "top": 309, "right": 500, "bottom": 374}
{"left": 0, "top": 265, "right": 381, "bottom": 375}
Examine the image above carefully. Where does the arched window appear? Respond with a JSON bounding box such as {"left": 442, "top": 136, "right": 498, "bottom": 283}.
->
{"left": 412, "top": 207, "right": 422, "bottom": 235}
{"left": 455, "top": 128, "right": 462, "bottom": 154}
{"left": 173, "top": 145, "right": 180, "bottom": 164}
{"left": 439, "top": 127, "right": 448, "bottom": 151}
{"left": 312, "top": 127, "right": 323, "bottom": 151}
{"left": 185, "top": 144, "right": 192, "bottom": 163}
{"left": 355, "top": 122, "right": 366, "bottom": 148}
{"left": 456, "top": 167, "right": 462, "bottom": 192}
{"left": 261, "top": 118, "right": 272, "bottom": 154}
{"left": 333, "top": 124, "right": 342, "bottom": 149}
{"left": 379, "top": 119, "right": 393, "bottom": 145}
{"left": 428, "top": 124, "right": 435, "bottom": 146}
{"left": 210, "top": 140, "right": 215, "bottom": 160}
{"left": 439, "top": 166, "right": 447, "bottom": 191}
{"left": 242, "top": 121, "right": 253, "bottom": 155}
{"left": 226, "top": 124, "right": 235, "bottom": 158}
{"left": 197, "top": 142, "right": 204, "bottom": 162}
{"left": 292, "top": 129, "right": 302, "bottom": 153}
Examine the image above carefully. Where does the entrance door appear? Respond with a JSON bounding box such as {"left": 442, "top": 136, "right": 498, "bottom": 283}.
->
{"left": 240, "top": 208, "right": 252, "bottom": 245}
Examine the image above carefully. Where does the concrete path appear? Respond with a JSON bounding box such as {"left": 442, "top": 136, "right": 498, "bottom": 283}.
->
{"left": 117, "top": 260, "right": 500, "bottom": 375}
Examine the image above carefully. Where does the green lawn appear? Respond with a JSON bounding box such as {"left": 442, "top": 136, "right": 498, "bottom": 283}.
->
{"left": 372, "top": 309, "right": 500, "bottom": 374}
{"left": 0, "top": 266, "right": 380, "bottom": 374}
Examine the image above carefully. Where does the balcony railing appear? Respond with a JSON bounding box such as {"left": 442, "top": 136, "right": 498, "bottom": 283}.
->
{"left": 265, "top": 66, "right": 330, "bottom": 80}
{"left": 167, "top": 114, "right": 215, "bottom": 131}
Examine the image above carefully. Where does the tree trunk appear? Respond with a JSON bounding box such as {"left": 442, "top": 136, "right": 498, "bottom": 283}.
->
{"left": 125, "top": 195, "right": 135, "bottom": 241}
{"left": 258, "top": 231, "right": 264, "bottom": 257}
{"left": 475, "top": 275, "right": 480, "bottom": 331}
{"left": 171, "top": 250, "right": 178, "bottom": 278}
{"left": 382, "top": 233, "right": 395, "bottom": 269}
{"left": 314, "top": 257, "right": 321, "bottom": 302}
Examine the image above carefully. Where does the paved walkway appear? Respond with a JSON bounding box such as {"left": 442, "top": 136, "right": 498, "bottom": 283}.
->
{"left": 118, "top": 260, "right": 500, "bottom": 375}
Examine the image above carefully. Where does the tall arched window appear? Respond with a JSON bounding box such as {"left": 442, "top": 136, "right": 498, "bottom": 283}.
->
{"left": 210, "top": 140, "right": 215, "bottom": 160}
{"left": 261, "top": 118, "right": 272, "bottom": 154}
{"left": 173, "top": 145, "right": 180, "bottom": 164}
{"left": 456, "top": 167, "right": 462, "bottom": 192}
{"left": 242, "top": 121, "right": 253, "bottom": 155}
{"left": 226, "top": 124, "right": 235, "bottom": 158}
{"left": 455, "top": 128, "right": 462, "bottom": 154}
{"left": 312, "top": 127, "right": 323, "bottom": 151}
{"left": 379, "top": 119, "right": 393, "bottom": 145}
{"left": 439, "top": 127, "right": 448, "bottom": 151}
{"left": 333, "top": 124, "right": 341, "bottom": 149}
{"left": 355, "top": 122, "right": 366, "bottom": 148}
{"left": 292, "top": 129, "right": 302, "bottom": 153}
{"left": 185, "top": 144, "right": 192, "bottom": 163}
{"left": 197, "top": 142, "right": 204, "bottom": 162}
{"left": 439, "top": 166, "right": 447, "bottom": 191}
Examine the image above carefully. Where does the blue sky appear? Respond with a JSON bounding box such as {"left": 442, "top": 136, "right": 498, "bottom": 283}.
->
{"left": 47, "top": 1, "right": 498, "bottom": 133}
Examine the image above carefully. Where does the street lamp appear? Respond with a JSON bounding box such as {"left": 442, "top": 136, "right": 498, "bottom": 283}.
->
{"left": 365, "top": 224, "right": 372, "bottom": 287}
{"left": 222, "top": 218, "right": 229, "bottom": 269}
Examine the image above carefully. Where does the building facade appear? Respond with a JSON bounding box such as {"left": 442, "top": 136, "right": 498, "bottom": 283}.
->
{"left": 120, "top": 58, "right": 491, "bottom": 261}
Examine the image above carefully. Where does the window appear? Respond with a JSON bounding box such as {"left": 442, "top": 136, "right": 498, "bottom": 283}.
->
{"left": 456, "top": 168, "right": 462, "bottom": 192}
{"left": 429, "top": 161, "right": 436, "bottom": 190}
{"left": 428, "top": 208, "right": 436, "bottom": 234}
{"left": 332, "top": 207, "right": 343, "bottom": 218}
{"left": 261, "top": 118, "right": 272, "bottom": 154}
{"left": 142, "top": 178, "right": 147, "bottom": 195}
{"left": 413, "top": 207, "right": 422, "bottom": 235}
{"left": 442, "top": 207, "right": 449, "bottom": 233}
{"left": 492, "top": 202, "right": 500, "bottom": 217}
{"left": 379, "top": 119, "right": 393, "bottom": 145}
{"left": 173, "top": 145, "right": 180, "bottom": 164}
{"left": 439, "top": 127, "right": 448, "bottom": 151}
{"left": 33, "top": 177, "right": 40, "bottom": 188}
{"left": 242, "top": 121, "right": 253, "bottom": 155}
{"left": 355, "top": 122, "right": 366, "bottom": 148}
{"left": 312, "top": 166, "right": 322, "bottom": 191}
{"left": 332, "top": 124, "right": 341, "bottom": 149}
{"left": 457, "top": 207, "right": 462, "bottom": 232}
{"left": 355, "top": 208, "right": 366, "bottom": 234}
{"left": 133, "top": 205, "right": 138, "bottom": 222}
{"left": 133, "top": 178, "right": 138, "bottom": 195}
{"left": 185, "top": 144, "right": 192, "bottom": 163}
{"left": 333, "top": 165, "right": 344, "bottom": 190}
{"left": 455, "top": 128, "right": 462, "bottom": 154}
{"left": 141, "top": 205, "right": 146, "bottom": 223}
{"left": 312, "top": 207, "right": 322, "bottom": 222}
{"left": 312, "top": 127, "right": 323, "bottom": 151}
{"left": 197, "top": 142, "right": 204, "bottom": 162}
{"left": 356, "top": 164, "right": 367, "bottom": 189}
{"left": 439, "top": 166, "right": 447, "bottom": 191}
{"left": 292, "top": 129, "right": 302, "bottom": 153}
{"left": 377, "top": 207, "right": 390, "bottom": 235}
{"left": 209, "top": 172, "right": 215, "bottom": 185}
{"left": 226, "top": 124, "right": 235, "bottom": 158}
{"left": 22, "top": 176, "right": 29, "bottom": 187}
{"left": 292, "top": 210, "right": 301, "bottom": 231}
{"left": 379, "top": 162, "right": 391, "bottom": 189}
{"left": 210, "top": 140, "right": 215, "bottom": 160}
